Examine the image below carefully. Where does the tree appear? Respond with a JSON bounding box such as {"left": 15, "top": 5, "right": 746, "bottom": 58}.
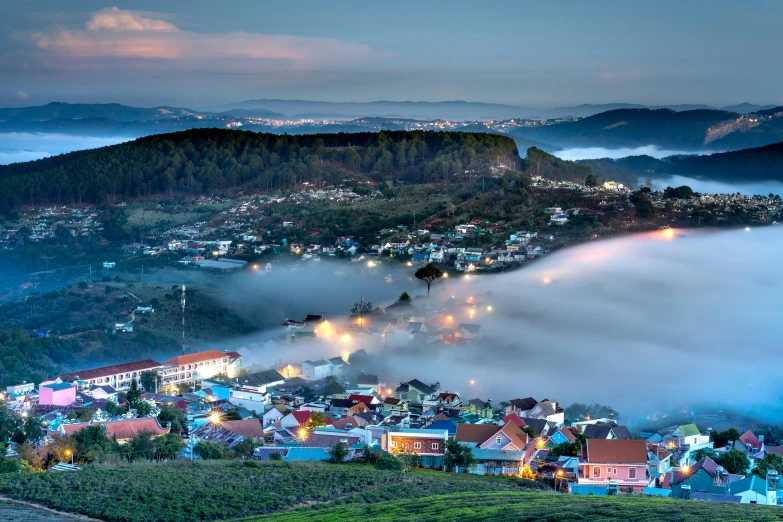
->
{"left": 715, "top": 449, "right": 750, "bottom": 475}
{"left": 584, "top": 174, "right": 602, "bottom": 187}
{"left": 157, "top": 404, "right": 186, "bottom": 434}
{"left": 415, "top": 263, "right": 443, "bottom": 295}
{"left": 350, "top": 301, "right": 373, "bottom": 315}
{"left": 322, "top": 376, "right": 346, "bottom": 396}
{"left": 139, "top": 371, "right": 161, "bottom": 392}
{"left": 548, "top": 441, "right": 581, "bottom": 458}
{"left": 629, "top": 190, "right": 654, "bottom": 218}
{"left": 521, "top": 425, "right": 538, "bottom": 439}
{"left": 232, "top": 437, "right": 257, "bottom": 459}
{"left": 155, "top": 432, "right": 185, "bottom": 460}
{"left": 753, "top": 453, "right": 783, "bottom": 478}
{"left": 223, "top": 409, "right": 243, "bottom": 421}
{"left": 306, "top": 412, "right": 328, "bottom": 429}
{"left": 125, "top": 378, "right": 144, "bottom": 415}
{"left": 710, "top": 428, "right": 741, "bottom": 448}
{"left": 128, "top": 431, "right": 156, "bottom": 462}
{"left": 269, "top": 451, "right": 282, "bottom": 461}
{"left": 443, "top": 438, "right": 475, "bottom": 471}
{"left": 329, "top": 442, "right": 349, "bottom": 463}
{"left": 397, "top": 292, "right": 411, "bottom": 303}
{"left": 105, "top": 400, "right": 124, "bottom": 417}
{"left": 193, "top": 440, "right": 225, "bottom": 460}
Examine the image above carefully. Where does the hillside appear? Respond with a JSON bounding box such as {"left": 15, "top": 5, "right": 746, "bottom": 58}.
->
{"left": 0, "top": 129, "right": 518, "bottom": 212}
{"left": 581, "top": 141, "right": 783, "bottom": 183}
{"left": 0, "top": 461, "right": 771, "bottom": 522}
{"left": 512, "top": 108, "right": 740, "bottom": 149}
{"left": 0, "top": 102, "right": 199, "bottom": 122}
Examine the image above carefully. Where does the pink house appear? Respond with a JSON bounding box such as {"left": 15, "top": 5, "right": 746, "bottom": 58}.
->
{"left": 39, "top": 382, "right": 77, "bottom": 406}
{"left": 578, "top": 439, "right": 650, "bottom": 492}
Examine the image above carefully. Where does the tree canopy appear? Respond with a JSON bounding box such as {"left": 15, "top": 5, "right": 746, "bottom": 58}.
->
{"left": 415, "top": 263, "right": 443, "bottom": 295}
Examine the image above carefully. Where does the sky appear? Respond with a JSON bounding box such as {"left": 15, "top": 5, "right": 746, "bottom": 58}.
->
{"left": 1, "top": 0, "right": 782, "bottom": 109}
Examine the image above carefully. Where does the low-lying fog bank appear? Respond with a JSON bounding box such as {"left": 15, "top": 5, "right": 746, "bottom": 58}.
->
{"left": 552, "top": 145, "right": 716, "bottom": 161}
{"left": 0, "top": 133, "right": 134, "bottom": 165}
{"left": 651, "top": 174, "right": 783, "bottom": 197}
{"left": 217, "top": 227, "right": 783, "bottom": 416}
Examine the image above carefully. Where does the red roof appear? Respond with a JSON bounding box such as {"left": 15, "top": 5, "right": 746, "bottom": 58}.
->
{"left": 348, "top": 394, "right": 374, "bottom": 404}
{"left": 502, "top": 414, "right": 526, "bottom": 427}
{"left": 105, "top": 418, "right": 169, "bottom": 440}
{"left": 585, "top": 439, "right": 647, "bottom": 464}
{"left": 739, "top": 430, "right": 762, "bottom": 450}
{"left": 291, "top": 410, "right": 311, "bottom": 426}
{"left": 54, "top": 359, "right": 162, "bottom": 382}
{"left": 165, "top": 350, "right": 230, "bottom": 366}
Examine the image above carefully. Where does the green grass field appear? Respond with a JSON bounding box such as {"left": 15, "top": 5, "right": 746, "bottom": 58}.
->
{"left": 236, "top": 491, "right": 779, "bottom": 522}
{"left": 0, "top": 461, "right": 775, "bottom": 522}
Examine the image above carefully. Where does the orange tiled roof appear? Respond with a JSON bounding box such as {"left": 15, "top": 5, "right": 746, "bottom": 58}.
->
{"left": 165, "top": 350, "right": 230, "bottom": 366}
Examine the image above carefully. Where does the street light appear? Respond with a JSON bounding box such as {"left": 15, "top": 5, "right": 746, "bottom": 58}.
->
{"left": 65, "top": 449, "right": 73, "bottom": 465}
{"left": 556, "top": 469, "right": 564, "bottom": 492}
{"left": 298, "top": 428, "right": 308, "bottom": 442}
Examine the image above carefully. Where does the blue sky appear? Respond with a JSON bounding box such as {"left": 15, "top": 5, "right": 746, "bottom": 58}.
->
{"left": 1, "top": 0, "right": 781, "bottom": 108}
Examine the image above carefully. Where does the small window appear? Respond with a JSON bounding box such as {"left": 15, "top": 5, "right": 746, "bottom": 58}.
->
{"left": 496, "top": 436, "right": 502, "bottom": 444}
{"left": 414, "top": 442, "right": 421, "bottom": 449}
{"left": 432, "top": 443, "right": 439, "bottom": 450}
{"left": 391, "top": 441, "right": 397, "bottom": 448}
{"left": 592, "top": 466, "right": 601, "bottom": 478}
{"left": 628, "top": 467, "right": 637, "bottom": 479}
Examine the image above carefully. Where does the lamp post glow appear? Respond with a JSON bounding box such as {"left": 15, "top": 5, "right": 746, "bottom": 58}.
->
{"left": 65, "top": 449, "right": 73, "bottom": 465}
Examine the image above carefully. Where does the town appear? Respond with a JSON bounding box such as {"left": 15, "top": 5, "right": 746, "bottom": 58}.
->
{"left": 3, "top": 296, "right": 783, "bottom": 507}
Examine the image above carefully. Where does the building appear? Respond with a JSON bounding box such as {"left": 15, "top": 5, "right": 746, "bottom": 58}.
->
{"left": 578, "top": 439, "right": 650, "bottom": 492}
{"left": 52, "top": 359, "right": 163, "bottom": 391}
{"left": 39, "top": 382, "right": 76, "bottom": 406}
{"left": 301, "top": 358, "right": 346, "bottom": 381}
{"left": 160, "top": 350, "right": 242, "bottom": 386}
{"left": 455, "top": 423, "right": 530, "bottom": 475}
{"left": 383, "top": 428, "right": 448, "bottom": 468}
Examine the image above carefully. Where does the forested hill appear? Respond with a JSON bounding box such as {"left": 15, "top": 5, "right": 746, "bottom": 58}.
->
{"left": 581, "top": 141, "right": 783, "bottom": 183}
{"left": 0, "top": 129, "right": 518, "bottom": 212}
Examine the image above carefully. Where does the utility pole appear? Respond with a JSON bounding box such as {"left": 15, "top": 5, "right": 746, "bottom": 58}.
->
{"left": 181, "top": 285, "right": 186, "bottom": 356}
{"left": 359, "top": 296, "right": 364, "bottom": 328}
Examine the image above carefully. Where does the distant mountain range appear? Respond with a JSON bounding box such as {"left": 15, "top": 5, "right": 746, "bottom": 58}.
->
{"left": 512, "top": 108, "right": 783, "bottom": 151}
{"left": 1, "top": 101, "right": 778, "bottom": 126}
{"left": 579, "top": 141, "right": 783, "bottom": 184}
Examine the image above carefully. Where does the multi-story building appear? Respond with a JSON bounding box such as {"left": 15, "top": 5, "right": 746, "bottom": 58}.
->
{"left": 159, "top": 350, "right": 242, "bottom": 386}
{"left": 51, "top": 359, "right": 163, "bottom": 391}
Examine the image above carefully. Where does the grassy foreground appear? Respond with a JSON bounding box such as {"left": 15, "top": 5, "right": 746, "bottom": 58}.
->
{"left": 238, "top": 491, "right": 778, "bottom": 522}
{"left": 0, "top": 461, "right": 542, "bottom": 522}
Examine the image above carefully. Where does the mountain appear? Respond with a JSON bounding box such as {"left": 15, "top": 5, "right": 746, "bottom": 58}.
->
{"left": 0, "top": 102, "right": 202, "bottom": 122}
{"left": 721, "top": 103, "right": 777, "bottom": 114}
{"left": 208, "top": 99, "right": 730, "bottom": 121}
{"left": 0, "top": 128, "right": 518, "bottom": 212}
{"left": 580, "top": 141, "right": 783, "bottom": 184}
{"left": 511, "top": 108, "right": 740, "bottom": 150}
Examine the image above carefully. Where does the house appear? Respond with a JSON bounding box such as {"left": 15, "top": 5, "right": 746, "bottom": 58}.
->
{"left": 426, "top": 392, "right": 461, "bottom": 409}
{"left": 456, "top": 324, "right": 483, "bottom": 341}
{"left": 669, "top": 457, "right": 741, "bottom": 499}
{"left": 383, "top": 428, "right": 448, "bottom": 468}
{"left": 734, "top": 430, "right": 764, "bottom": 460}
{"left": 54, "top": 418, "right": 169, "bottom": 444}
{"left": 650, "top": 424, "right": 712, "bottom": 451}
{"left": 463, "top": 399, "right": 494, "bottom": 419}
{"left": 550, "top": 214, "right": 569, "bottom": 226}
{"left": 583, "top": 422, "right": 632, "bottom": 440}
{"left": 548, "top": 427, "right": 577, "bottom": 446}
{"left": 301, "top": 359, "right": 345, "bottom": 380}
{"left": 379, "top": 397, "right": 408, "bottom": 415}
{"left": 427, "top": 419, "right": 458, "bottom": 437}
{"left": 455, "top": 423, "right": 530, "bottom": 475}
{"left": 280, "top": 410, "right": 312, "bottom": 429}
{"left": 86, "top": 385, "right": 118, "bottom": 402}
{"left": 332, "top": 416, "right": 367, "bottom": 430}
{"left": 39, "top": 382, "right": 77, "bottom": 406}
{"left": 578, "top": 439, "right": 650, "bottom": 492}
{"left": 262, "top": 404, "right": 288, "bottom": 427}
{"left": 355, "top": 373, "right": 380, "bottom": 394}
{"left": 505, "top": 397, "right": 538, "bottom": 417}
{"left": 395, "top": 379, "right": 440, "bottom": 404}
{"left": 190, "top": 419, "right": 265, "bottom": 449}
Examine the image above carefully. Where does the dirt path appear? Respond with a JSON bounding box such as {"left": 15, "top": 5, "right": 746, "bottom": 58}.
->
{"left": 0, "top": 495, "right": 103, "bottom": 521}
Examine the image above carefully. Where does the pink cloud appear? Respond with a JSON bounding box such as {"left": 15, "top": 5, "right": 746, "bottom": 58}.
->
{"left": 21, "top": 7, "right": 377, "bottom": 67}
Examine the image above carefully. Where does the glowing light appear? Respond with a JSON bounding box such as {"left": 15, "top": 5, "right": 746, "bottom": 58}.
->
{"left": 64, "top": 449, "right": 72, "bottom": 456}
{"left": 446, "top": 315, "right": 453, "bottom": 322}
{"left": 367, "top": 261, "right": 376, "bottom": 267}
{"left": 536, "top": 438, "right": 545, "bottom": 449}
{"left": 464, "top": 274, "right": 471, "bottom": 280}
{"left": 745, "top": 227, "right": 751, "bottom": 232}
{"left": 252, "top": 264, "right": 259, "bottom": 270}
{"left": 407, "top": 262, "right": 413, "bottom": 267}
{"left": 315, "top": 320, "right": 335, "bottom": 339}
{"left": 209, "top": 411, "right": 222, "bottom": 424}
{"left": 486, "top": 306, "right": 493, "bottom": 312}
{"left": 468, "top": 309, "right": 476, "bottom": 318}
{"left": 443, "top": 272, "right": 449, "bottom": 278}
{"left": 470, "top": 379, "right": 475, "bottom": 385}
{"left": 342, "top": 334, "right": 351, "bottom": 343}
{"left": 298, "top": 428, "right": 308, "bottom": 440}
{"left": 543, "top": 277, "right": 551, "bottom": 285}
{"left": 387, "top": 388, "right": 393, "bottom": 395}
{"left": 681, "top": 465, "right": 690, "bottom": 474}
{"left": 662, "top": 228, "right": 675, "bottom": 239}
{"left": 557, "top": 470, "right": 564, "bottom": 477}
{"left": 342, "top": 350, "right": 349, "bottom": 361}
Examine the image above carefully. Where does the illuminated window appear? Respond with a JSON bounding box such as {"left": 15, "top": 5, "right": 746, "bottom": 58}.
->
{"left": 628, "top": 468, "right": 637, "bottom": 479}
{"left": 391, "top": 441, "right": 397, "bottom": 448}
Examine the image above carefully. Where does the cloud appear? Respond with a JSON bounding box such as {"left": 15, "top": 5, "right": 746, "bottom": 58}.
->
{"left": 20, "top": 7, "right": 377, "bottom": 67}
{"left": 17, "top": 90, "right": 29, "bottom": 100}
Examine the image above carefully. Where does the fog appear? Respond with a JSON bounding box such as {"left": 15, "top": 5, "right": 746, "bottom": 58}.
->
{"left": 206, "top": 228, "right": 783, "bottom": 417}
{"left": 0, "top": 133, "right": 133, "bottom": 165}
{"left": 651, "top": 174, "right": 783, "bottom": 197}
{"left": 553, "top": 145, "right": 716, "bottom": 161}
